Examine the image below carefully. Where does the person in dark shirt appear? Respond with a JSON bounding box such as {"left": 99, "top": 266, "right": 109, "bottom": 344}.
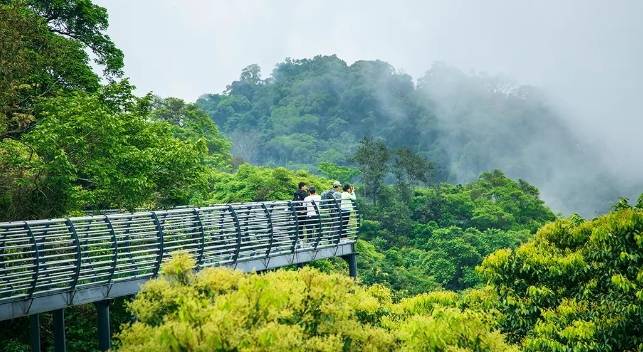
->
{"left": 293, "top": 182, "right": 308, "bottom": 201}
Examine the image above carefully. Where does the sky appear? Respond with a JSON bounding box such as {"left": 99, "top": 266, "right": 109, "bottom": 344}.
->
{"left": 96, "top": 0, "right": 642, "bottom": 175}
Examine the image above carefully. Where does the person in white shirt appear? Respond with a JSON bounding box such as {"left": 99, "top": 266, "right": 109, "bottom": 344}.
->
{"left": 340, "top": 184, "right": 356, "bottom": 238}
{"left": 303, "top": 187, "right": 321, "bottom": 242}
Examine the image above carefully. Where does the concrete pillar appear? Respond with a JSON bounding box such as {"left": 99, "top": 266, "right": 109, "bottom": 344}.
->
{"left": 343, "top": 253, "right": 357, "bottom": 278}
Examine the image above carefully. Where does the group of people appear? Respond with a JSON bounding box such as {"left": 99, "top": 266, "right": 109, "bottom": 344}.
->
{"left": 292, "top": 181, "right": 356, "bottom": 240}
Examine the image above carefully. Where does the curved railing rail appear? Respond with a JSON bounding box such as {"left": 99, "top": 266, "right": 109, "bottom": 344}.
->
{"left": 0, "top": 198, "right": 360, "bottom": 320}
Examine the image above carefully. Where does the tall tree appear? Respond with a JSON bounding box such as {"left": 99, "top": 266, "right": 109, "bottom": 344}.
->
{"left": 11, "top": 0, "right": 124, "bottom": 76}
{"left": 392, "top": 148, "right": 433, "bottom": 201}
{"left": 353, "top": 137, "right": 390, "bottom": 203}
{"left": 0, "top": 0, "right": 122, "bottom": 139}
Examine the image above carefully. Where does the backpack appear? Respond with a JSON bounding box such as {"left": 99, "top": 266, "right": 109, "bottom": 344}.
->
{"left": 320, "top": 189, "right": 338, "bottom": 208}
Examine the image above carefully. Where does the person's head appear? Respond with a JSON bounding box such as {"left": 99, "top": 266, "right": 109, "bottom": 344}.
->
{"left": 298, "top": 182, "right": 307, "bottom": 190}
{"left": 309, "top": 186, "right": 316, "bottom": 194}
{"left": 343, "top": 183, "right": 351, "bottom": 192}
{"left": 332, "top": 180, "right": 341, "bottom": 191}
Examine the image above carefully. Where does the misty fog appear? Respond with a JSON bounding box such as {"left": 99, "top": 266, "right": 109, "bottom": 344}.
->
{"left": 94, "top": 0, "right": 643, "bottom": 215}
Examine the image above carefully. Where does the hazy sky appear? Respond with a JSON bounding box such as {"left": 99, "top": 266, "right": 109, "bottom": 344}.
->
{"left": 96, "top": 0, "right": 642, "bottom": 174}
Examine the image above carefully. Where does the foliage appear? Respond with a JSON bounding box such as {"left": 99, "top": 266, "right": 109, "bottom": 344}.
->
{"left": 356, "top": 240, "right": 441, "bottom": 298}
{"left": 353, "top": 137, "right": 433, "bottom": 203}
{"left": 478, "top": 205, "right": 643, "bottom": 351}
{"left": 149, "top": 97, "right": 232, "bottom": 169}
{"left": 0, "top": 89, "right": 209, "bottom": 220}
{"left": 0, "top": 0, "right": 122, "bottom": 139}
{"left": 0, "top": 298, "right": 131, "bottom": 352}
{"left": 317, "top": 161, "right": 359, "bottom": 184}
{"left": 0, "top": 3, "right": 98, "bottom": 138}
{"left": 195, "top": 55, "right": 642, "bottom": 215}
{"left": 196, "top": 56, "right": 431, "bottom": 170}
{"left": 193, "top": 164, "right": 331, "bottom": 204}
{"left": 15, "top": 0, "right": 124, "bottom": 76}
{"left": 356, "top": 170, "right": 554, "bottom": 294}
{"left": 353, "top": 137, "right": 391, "bottom": 203}
{"left": 116, "top": 252, "right": 517, "bottom": 352}
{"left": 412, "top": 170, "right": 555, "bottom": 232}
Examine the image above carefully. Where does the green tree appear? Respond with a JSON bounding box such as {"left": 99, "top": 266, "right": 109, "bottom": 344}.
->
{"left": 195, "top": 164, "right": 330, "bottom": 204}
{"left": 317, "top": 162, "right": 359, "bottom": 184}
{"left": 392, "top": 148, "right": 433, "bottom": 186}
{"left": 0, "top": 3, "right": 98, "bottom": 138}
{"left": 356, "top": 170, "right": 554, "bottom": 295}
{"left": 353, "top": 137, "right": 390, "bottom": 203}
{"left": 391, "top": 148, "right": 433, "bottom": 202}
{"left": 149, "top": 97, "right": 232, "bottom": 169}
{"left": 479, "top": 207, "right": 643, "bottom": 350}
{"left": 0, "top": 0, "right": 123, "bottom": 139}
{"left": 14, "top": 0, "right": 124, "bottom": 76}
{"left": 0, "top": 90, "right": 207, "bottom": 220}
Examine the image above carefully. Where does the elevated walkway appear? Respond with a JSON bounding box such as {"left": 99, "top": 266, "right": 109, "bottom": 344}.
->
{"left": 0, "top": 199, "right": 360, "bottom": 351}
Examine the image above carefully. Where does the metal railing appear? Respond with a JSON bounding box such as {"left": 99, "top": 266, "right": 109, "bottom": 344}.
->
{"left": 0, "top": 198, "right": 360, "bottom": 320}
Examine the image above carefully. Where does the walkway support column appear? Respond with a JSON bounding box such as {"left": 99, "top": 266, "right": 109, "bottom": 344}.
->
{"left": 95, "top": 300, "right": 111, "bottom": 351}
{"left": 342, "top": 253, "right": 357, "bottom": 278}
{"left": 30, "top": 314, "right": 40, "bottom": 352}
{"left": 52, "top": 309, "right": 66, "bottom": 352}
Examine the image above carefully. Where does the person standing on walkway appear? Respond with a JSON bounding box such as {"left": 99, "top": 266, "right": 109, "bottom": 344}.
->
{"left": 303, "top": 187, "right": 321, "bottom": 242}
{"left": 340, "top": 184, "right": 356, "bottom": 238}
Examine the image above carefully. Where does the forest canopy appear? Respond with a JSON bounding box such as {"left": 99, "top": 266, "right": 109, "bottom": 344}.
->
{"left": 196, "top": 56, "right": 641, "bottom": 216}
{"left": 0, "top": 1, "right": 641, "bottom": 351}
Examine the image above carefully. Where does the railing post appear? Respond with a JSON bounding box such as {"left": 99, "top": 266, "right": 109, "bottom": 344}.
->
{"left": 0, "top": 231, "right": 5, "bottom": 281}
{"left": 243, "top": 206, "right": 251, "bottom": 234}
{"left": 95, "top": 300, "right": 111, "bottom": 351}
{"left": 228, "top": 205, "right": 242, "bottom": 266}
{"left": 123, "top": 216, "right": 135, "bottom": 268}
{"left": 193, "top": 208, "right": 206, "bottom": 269}
{"left": 25, "top": 222, "right": 40, "bottom": 308}
{"left": 288, "top": 201, "right": 301, "bottom": 252}
{"left": 104, "top": 216, "right": 118, "bottom": 287}
{"left": 261, "top": 203, "right": 275, "bottom": 264}
{"left": 151, "top": 212, "right": 165, "bottom": 277}
{"left": 53, "top": 309, "right": 66, "bottom": 352}
{"left": 30, "top": 314, "right": 40, "bottom": 352}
